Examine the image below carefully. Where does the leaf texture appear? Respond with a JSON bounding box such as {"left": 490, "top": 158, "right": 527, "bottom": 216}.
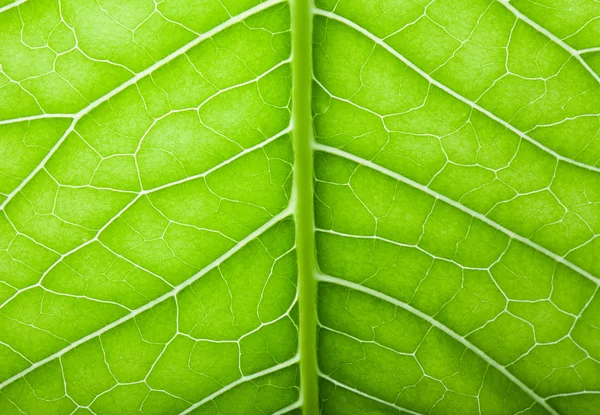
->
{"left": 313, "top": 0, "right": 600, "bottom": 413}
{"left": 0, "top": 0, "right": 599, "bottom": 414}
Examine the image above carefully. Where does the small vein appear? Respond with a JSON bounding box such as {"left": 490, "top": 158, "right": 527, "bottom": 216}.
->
{"left": 178, "top": 356, "right": 300, "bottom": 415}
{"left": 319, "top": 372, "right": 423, "bottom": 415}
{"left": 314, "top": 143, "right": 600, "bottom": 286}
{"left": 0, "top": 114, "right": 74, "bottom": 126}
{"left": 0, "top": 208, "right": 293, "bottom": 391}
{"left": 580, "top": 47, "right": 600, "bottom": 55}
{"left": 313, "top": 8, "right": 600, "bottom": 174}
{"left": 496, "top": 0, "right": 600, "bottom": 85}
{"left": 318, "top": 273, "right": 559, "bottom": 415}
{"left": 0, "top": 0, "right": 286, "bottom": 211}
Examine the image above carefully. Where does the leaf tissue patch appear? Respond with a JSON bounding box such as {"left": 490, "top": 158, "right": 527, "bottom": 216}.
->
{"left": 0, "top": 0, "right": 599, "bottom": 414}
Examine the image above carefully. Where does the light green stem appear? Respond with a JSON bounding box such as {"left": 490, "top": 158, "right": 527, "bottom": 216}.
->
{"left": 291, "top": 0, "right": 318, "bottom": 412}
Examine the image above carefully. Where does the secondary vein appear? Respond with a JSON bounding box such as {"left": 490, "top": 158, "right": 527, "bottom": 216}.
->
{"left": 318, "top": 273, "right": 559, "bottom": 415}
{"left": 313, "top": 8, "right": 600, "bottom": 175}
{"left": 0, "top": 0, "right": 286, "bottom": 212}
{"left": 313, "top": 143, "right": 600, "bottom": 286}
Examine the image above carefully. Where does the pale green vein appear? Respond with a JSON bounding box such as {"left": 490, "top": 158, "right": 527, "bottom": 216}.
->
{"left": 0, "top": 0, "right": 26, "bottom": 14}
{"left": 319, "top": 372, "right": 423, "bottom": 415}
{"left": 0, "top": 0, "right": 286, "bottom": 211}
{"left": 0, "top": 126, "right": 291, "bottom": 310}
{"left": 179, "top": 356, "right": 300, "bottom": 415}
{"left": 0, "top": 114, "right": 74, "bottom": 126}
{"left": 317, "top": 273, "right": 559, "bottom": 415}
{"left": 0, "top": 207, "right": 293, "bottom": 391}
{"left": 271, "top": 401, "right": 303, "bottom": 415}
{"left": 313, "top": 143, "right": 600, "bottom": 286}
{"left": 496, "top": 0, "right": 600, "bottom": 84}
{"left": 580, "top": 47, "right": 600, "bottom": 54}
{"left": 313, "top": 8, "right": 600, "bottom": 175}
{"left": 292, "top": 0, "right": 319, "bottom": 413}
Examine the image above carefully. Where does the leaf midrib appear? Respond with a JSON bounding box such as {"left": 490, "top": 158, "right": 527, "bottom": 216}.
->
{"left": 291, "top": 0, "right": 319, "bottom": 412}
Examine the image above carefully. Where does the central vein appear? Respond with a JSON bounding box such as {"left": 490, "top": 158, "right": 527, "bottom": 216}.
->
{"left": 291, "top": 0, "right": 319, "bottom": 412}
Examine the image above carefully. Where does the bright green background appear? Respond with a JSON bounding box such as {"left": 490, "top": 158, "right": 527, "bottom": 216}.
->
{"left": 0, "top": 0, "right": 599, "bottom": 413}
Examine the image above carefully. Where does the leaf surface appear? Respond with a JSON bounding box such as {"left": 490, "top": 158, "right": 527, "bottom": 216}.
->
{"left": 0, "top": 0, "right": 599, "bottom": 414}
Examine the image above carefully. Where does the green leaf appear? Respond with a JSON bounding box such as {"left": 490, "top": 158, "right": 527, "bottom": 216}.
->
{"left": 0, "top": 0, "right": 599, "bottom": 414}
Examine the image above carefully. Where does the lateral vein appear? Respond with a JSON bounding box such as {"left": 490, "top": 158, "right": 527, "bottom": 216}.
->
{"left": 0, "top": 0, "right": 286, "bottom": 211}
{"left": 313, "top": 143, "right": 600, "bottom": 286}
{"left": 317, "top": 273, "right": 559, "bottom": 415}
{"left": 313, "top": 8, "right": 600, "bottom": 174}
{"left": 0, "top": 208, "right": 293, "bottom": 391}
{"left": 496, "top": 0, "right": 600, "bottom": 85}
{"left": 179, "top": 356, "right": 300, "bottom": 415}
{"left": 318, "top": 372, "right": 424, "bottom": 415}
{"left": 0, "top": 0, "right": 26, "bottom": 14}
